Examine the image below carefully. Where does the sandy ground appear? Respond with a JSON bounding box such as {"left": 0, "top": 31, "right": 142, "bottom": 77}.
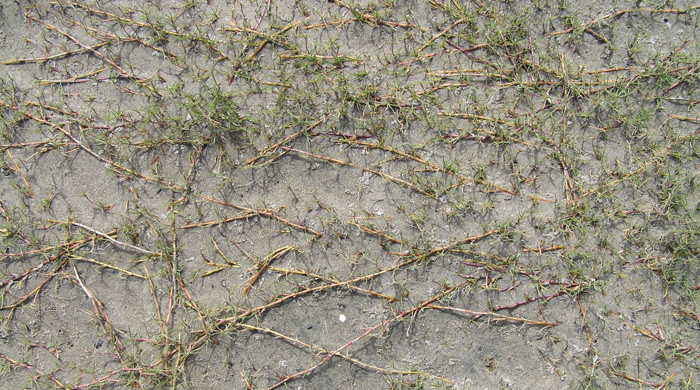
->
{"left": 0, "top": 1, "right": 698, "bottom": 389}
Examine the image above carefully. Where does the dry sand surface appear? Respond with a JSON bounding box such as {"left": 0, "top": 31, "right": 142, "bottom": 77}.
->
{"left": 0, "top": 1, "right": 698, "bottom": 389}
